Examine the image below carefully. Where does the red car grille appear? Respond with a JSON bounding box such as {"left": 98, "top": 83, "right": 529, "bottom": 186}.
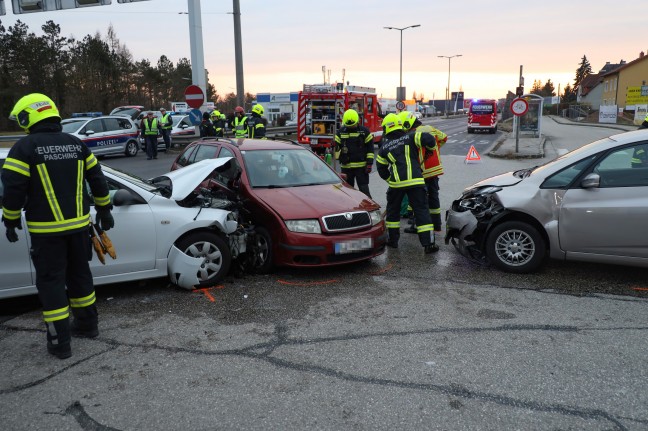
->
{"left": 322, "top": 211, "right": 371, "bottom": 232}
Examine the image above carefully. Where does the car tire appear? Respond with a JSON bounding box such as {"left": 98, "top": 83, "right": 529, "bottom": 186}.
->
{"left": 249, "top": 226, "right": 273, "bottom": 274}
{"left": 467, "top": 128, "right": 473, "bottom": 134}
{"left": 125, "top": 140, "right": 139, "bottom": 157}
{"left": 485, "top": 221, "right": 545, "bottom": 273}
{"left": 176, "top": 231, "right": 232, "bottom": 287}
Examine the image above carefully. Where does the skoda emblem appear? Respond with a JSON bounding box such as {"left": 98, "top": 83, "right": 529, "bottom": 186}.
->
{"left": 344, "top": 213, "right": 353, "bottom": 221}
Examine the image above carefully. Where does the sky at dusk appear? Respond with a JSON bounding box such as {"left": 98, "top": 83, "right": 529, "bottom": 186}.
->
{"left": 1, "top": 0, "right": 645, "bottom": 101}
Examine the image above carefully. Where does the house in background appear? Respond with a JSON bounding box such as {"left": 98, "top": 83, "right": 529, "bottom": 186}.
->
{"left": 600, "top": 52, "right": 648, "bottom": 110}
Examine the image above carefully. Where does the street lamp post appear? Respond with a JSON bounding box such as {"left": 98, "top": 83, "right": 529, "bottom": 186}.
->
{"left": 384, "top": 24, "right": 421, "bottom": 101}
{"left": 438, "top": 54, "right": 462, "bottom": 117}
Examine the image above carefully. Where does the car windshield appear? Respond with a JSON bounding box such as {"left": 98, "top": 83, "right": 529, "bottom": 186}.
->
{"left": 61, "top": 119, "right": 87, "bottom": 133}
{"left": 172, "top": 116, "right": 185, "bottom": 127}
{"left": 242, "top": 149, "right": 341, "bottom": 188}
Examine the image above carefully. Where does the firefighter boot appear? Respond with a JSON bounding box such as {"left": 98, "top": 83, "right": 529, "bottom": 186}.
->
{"left": 71, "top": 304, "right": 99, "bottom": 338}
{"left": 424, "top": 231, "right": 440, "bottom": 254}
{"left": 45, "top": 319, "right": 72, "bottom": 360}
{"left": 387, "top": 228, "right": 400, "bottom": 248}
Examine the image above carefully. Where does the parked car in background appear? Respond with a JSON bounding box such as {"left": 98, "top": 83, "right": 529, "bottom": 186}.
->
{"left": 445, "top": 130, "right": 648, "bottom": 273}
{"left": 110, "top": 105, "right": 145, "bottom": 121}
{"left": 0, "top": 153, "right": 243, "bottom": 299}
{"left": 61, "top": 115, "right": 140, "bottom": 157}
{"left": 170, "top": 137, "right": 386, "bottom": 271}
{"left": 170, "top": 115, "right": 199, "bottom": 139}
{"left": 285, "top": 118, "right": 298, "bottom": 127}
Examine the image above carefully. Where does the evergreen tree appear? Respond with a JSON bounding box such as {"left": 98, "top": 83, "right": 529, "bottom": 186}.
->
{"left": 541, "top": 79, "right": 555, "bottom": 97}
{"left": 530, "top": 79, "right": 543, "bottom": 95}
{"left": 562, "top": 83, "right": 577, "bottom": 103}
{"left": 574, "top": 55, "right": 592, "bottom": 92}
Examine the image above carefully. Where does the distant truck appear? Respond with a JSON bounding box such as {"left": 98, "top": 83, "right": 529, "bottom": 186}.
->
{"left": 467, "top": 99, "right": 498, "bottom": 133}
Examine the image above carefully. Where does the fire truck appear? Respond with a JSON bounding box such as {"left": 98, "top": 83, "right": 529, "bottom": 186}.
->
{"left": 297, "top": 84, "right": 384, "bottom": 156}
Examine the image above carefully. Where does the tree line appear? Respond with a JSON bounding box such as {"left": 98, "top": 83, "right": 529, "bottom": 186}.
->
{"left": 0, "top": 20, "right": 253, "bottom": 132}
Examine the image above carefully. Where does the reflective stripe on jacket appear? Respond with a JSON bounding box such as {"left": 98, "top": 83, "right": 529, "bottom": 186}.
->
{"left": 335, "top": 125, "right": 374, "bottom": 169}
{"left": 415, "top": 125, "right": 447, "bottom": 178}
{"left": 376, "top": 130, "right": 436, "bottom": 188}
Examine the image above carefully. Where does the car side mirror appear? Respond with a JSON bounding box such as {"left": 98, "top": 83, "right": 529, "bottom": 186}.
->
{"left": 85, "top": 130, "right": 95, "bottom": 136}
{"left": 581, "top": 173, "right": 600, "bottom": 189}
{"left": 113, "top": 188, "right": 146, "bottom": 206}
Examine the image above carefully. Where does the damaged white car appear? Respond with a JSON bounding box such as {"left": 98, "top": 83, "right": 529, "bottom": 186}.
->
{"left": 445, "top": 130, "right": 648, "bottom": 273}
{"left": 0, "top": 153, "right": 246, "bottom": 299}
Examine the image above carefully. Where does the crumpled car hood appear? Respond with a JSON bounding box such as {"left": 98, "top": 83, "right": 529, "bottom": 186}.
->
{"left": 160, "top": 157, "right": 233, "bottom": 201}
{"left": 252, "top": 183, "right": 377, "bottom": 219}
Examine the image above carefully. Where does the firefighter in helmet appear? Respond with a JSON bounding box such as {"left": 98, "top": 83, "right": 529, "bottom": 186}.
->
{"left": 334, "top": 108, "right": 375, "bottom": 198}
{"left": 2, "top": 93, "right": 114, "bottom": 359}
{"left": 229, "top": 106, "right": 248, "bottom": 138}
{"left": 210, "top": 110, "right": 225, "bottom": 137}
{"left": 248, "top": 104, "right": 267, "bottom": 139}
{"left": 375, "top": 113, "right": 439, "bottom": 253}
{"left": 399, "top": 111, "right": 447, "bottom": 238}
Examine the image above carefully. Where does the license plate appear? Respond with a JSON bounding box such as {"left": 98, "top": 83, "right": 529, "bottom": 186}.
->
{"left": 335, "top": 238, "right": 372, "bottom": 254}
{"left": 311, "top": 138, "right": 318, "bottom": 145}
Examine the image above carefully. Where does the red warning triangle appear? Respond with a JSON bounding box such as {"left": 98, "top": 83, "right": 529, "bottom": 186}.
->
{"left": 465, "top": 145, "right": 482, "bottom": 163}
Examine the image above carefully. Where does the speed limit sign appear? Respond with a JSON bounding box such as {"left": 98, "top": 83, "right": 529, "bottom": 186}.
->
{"left": 510, "top": 98, "right": 529, "bottom": 116}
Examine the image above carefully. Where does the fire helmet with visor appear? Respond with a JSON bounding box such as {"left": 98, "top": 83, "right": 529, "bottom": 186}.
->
{"left": 9, "top": 93, "right": 61, "bottom": 133}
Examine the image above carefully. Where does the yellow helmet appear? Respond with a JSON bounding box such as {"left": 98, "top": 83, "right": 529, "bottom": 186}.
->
{"left": 9, "top": 93, "right": 61, "bottom": 132}
{"left": 398, "top": 111, "right": 417, "bottom": 131}
{"left": 210, "top": 110, "right": 221, "bottom": 120}
{"left": 381, "top": 113, "right": 402, "bottom": 134}
{"left": 252, "top": 104, "right": 264, "bottom": 116}
{"left": 342, "top": 109, "right": 359, "bottom": 127}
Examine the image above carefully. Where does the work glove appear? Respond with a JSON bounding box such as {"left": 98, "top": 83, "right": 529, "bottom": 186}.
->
{"left": 2, "top": 217, "right": 22, "bottom": 243}
{"left": 366, "top": 164, "right": 373, "bottom": 174}
{"left": 95, "top": 208, "right": 114, "bottom": 231}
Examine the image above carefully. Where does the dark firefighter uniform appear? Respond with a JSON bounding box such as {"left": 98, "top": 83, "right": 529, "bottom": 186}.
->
{"left": 335, "top": 124, "right": 374, "bottom": 198}
{"left": 248, "top": 104, "right": 266, "bottom": 139}
{"left": 210, "top": 110, "right": 225, "bottom": 137}
{"left": 2, "top": 94, "right": 113, "bottom": 360}
{"left": 376, "top": 114, "right": 438, "bottom": 253}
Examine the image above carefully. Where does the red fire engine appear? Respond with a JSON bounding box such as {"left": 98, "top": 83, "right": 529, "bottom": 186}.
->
{"left": 297, "top": 84, "right": 384, "bottom": 156}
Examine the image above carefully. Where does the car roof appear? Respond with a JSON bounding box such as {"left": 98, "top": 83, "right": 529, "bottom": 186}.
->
{"left": 190, "top": 137, "right": 305, "bottom": 151}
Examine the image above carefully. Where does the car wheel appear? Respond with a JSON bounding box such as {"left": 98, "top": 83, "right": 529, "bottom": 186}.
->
{"left": 467, "top": 128, "right": 473, "bottom": 134}
{"left": 249, "top": 226, "right": 273, "bottom": 274}
{"left": 176, "top": 231, "right": 232, "bottom": 286}
{"left": 125, "top": 140, "right": 139, "bottom": 157}
{"left": 485, "top": 221, "right": 545, "bottom": 273}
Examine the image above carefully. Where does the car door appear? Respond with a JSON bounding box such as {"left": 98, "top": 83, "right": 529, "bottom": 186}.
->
{"left": 88, "top": 178, "right": 157, "bottom": 277}
{"left": 102, "top": 117, "right": 128, "bottom": 155}
{"left": 559, "top": 144, "right": 648, "bottom": 258}
{"left": 81, "top": 118, "right": 108, "bottom": 155}
{"left": 0, "top": 177, "right": 34, "bottom": 293}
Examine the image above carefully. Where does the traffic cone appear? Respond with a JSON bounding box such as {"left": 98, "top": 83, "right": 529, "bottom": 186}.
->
{"left": 464, "top": 145, "right": 482, "bottom": 164}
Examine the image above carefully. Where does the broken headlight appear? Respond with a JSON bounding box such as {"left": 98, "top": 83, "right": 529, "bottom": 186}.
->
{"left": 457, "top": 186, "right": 503, "bottom": 216}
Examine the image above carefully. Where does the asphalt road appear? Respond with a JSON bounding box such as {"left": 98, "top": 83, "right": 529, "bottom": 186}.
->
{"left": 1, "top": 118, "right": 647, "bottom": 430}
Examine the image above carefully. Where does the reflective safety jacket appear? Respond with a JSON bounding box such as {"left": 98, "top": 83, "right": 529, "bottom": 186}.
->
{"left": 247, "top": 114, "right": 266, "bottom": 139}
{"left": 414, "top": 125, "right": 447, "bottom": 178}
{"left": 212, "top": 118, "right": 225, "bottom": 137}
{"left": 376, "top": 130, "right": 437, "bottom": 188}
{"left": 159, "top": 113, "right": 172, "bottom": 130}
{"left": 1, "top": 122, "right": 111, "bottom": 236}
{"left": 232, "top": 115, "right": 248, "bottom": 138}
{"left": 631, "top": 146, "right": 648, "bottom": 167}
{"left": 142, "top": 118, "right": 159, "bottom": 135}
{"left": 334, "top": 125, "right": 374, "bottom": 169}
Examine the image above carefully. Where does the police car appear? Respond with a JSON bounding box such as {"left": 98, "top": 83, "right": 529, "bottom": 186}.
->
{"left": 61, "top": 115, "right": 140, "bottom": 157}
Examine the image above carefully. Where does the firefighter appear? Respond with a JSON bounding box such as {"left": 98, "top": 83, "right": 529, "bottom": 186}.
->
{"left": 230, "top": 106, "right": 248, "bottom": 138}
{"left": 158, "top": 107, "right": 173, "bottom": 150}
{"left": 210, "top": 110, "right": 225, "bottom": 137}
{"left": 376, "top": 113, "right": 439, "bottom": 253}
{"left": 2, "top": 93, "right": 114, "bottom": 359}
{"left": 248, "top": 104, "right": 267, "bottom": 139}
{"left": 399, "top": 111, "right": 448, "bottom": 237}
{"left": 639, "top": 113, "right": 648, "bottom": 130}
{"left": 334, "top": 108, "right": 374, "bottom": 198}
{"left": 199, "top": 112, "right": 216, "bottom": 137}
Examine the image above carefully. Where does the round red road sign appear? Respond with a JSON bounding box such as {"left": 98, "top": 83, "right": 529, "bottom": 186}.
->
{"left": 510, "top": 98, "right": 529, "bottom": 116}
{"left": 184, "top": 85, "right": 205, "bottom": 109}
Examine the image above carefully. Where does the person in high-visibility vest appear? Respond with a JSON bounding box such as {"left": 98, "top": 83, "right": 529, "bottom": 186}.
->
{"left": 247, "top": 104, "right": 267, "bottom": 139}
{"left": 2, "top": 93, "right": 114, "bottom": 359}
{"left": 140, "top": 111, "right": 159, "bottom": 160}
{"left": 230, "top": 106, "right": 248, "bottom": 138}
{"left": 159, "top": 108, "right": 173, "bottom": 150}
{"left": 639, "top": 113, "right": 648, "bottom": 130}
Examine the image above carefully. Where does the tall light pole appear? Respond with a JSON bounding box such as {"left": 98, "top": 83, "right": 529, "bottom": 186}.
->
{"left": 384, "top": 24, "right": 421, "bottom": 101}
{"left": 438, "top": 54, "right": 461, "bottom": 117}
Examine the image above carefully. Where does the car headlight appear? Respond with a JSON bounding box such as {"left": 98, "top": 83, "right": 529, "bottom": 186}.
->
{"left": 457, "top": 186, "right": 503, "bottom": 214}
{"left": 369, "top": 209, "right": 383, "bottom": 226}
{"left": 285, "top": 219, "right": 321, "bottom": 234}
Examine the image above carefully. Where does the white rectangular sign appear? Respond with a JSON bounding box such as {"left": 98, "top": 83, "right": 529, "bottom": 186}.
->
{"left": 599, "top": 105, "right": 617, "bottom": 124}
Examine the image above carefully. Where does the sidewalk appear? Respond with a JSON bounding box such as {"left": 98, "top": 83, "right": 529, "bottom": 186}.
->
{"left": 488, "top": 115, "right": 637, "bottom": 159}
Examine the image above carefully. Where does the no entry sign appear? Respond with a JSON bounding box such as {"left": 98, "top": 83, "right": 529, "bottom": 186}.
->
{"left": 184, "top": 85, "right": 204, "bottom": 109}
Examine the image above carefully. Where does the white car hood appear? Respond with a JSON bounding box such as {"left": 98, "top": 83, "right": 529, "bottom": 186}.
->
{"left": 471, "top": 171, "right": 522, "bottom": 188}
{"left": 161, "top": 157, "right": 233, "bottom": 200}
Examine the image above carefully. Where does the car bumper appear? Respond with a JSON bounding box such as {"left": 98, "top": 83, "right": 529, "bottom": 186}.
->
{"left": 445, "top": 207, "right": 488, "bottom": 264}
{"left": 276, "top": 225, "right": 387, "bottom": 267}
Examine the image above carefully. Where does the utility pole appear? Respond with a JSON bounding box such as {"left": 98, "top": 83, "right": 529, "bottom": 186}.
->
{"left": 187, "top": 0, "right": 206, "bottom": 95}
{"left": 232, "top": 0, "right": 245, "bottom": 108}
{"left": 516, "top": 65, "right": 524, "bottom": 153}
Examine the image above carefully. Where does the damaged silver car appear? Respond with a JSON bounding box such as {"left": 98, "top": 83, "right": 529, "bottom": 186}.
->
{"left": 445, "top": 130, "right": 648, "bottom": 273}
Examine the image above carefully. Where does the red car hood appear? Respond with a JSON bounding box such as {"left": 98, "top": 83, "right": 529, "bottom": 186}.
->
{"left": 252, "top": 183, "right": 377, "bottom": 219}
